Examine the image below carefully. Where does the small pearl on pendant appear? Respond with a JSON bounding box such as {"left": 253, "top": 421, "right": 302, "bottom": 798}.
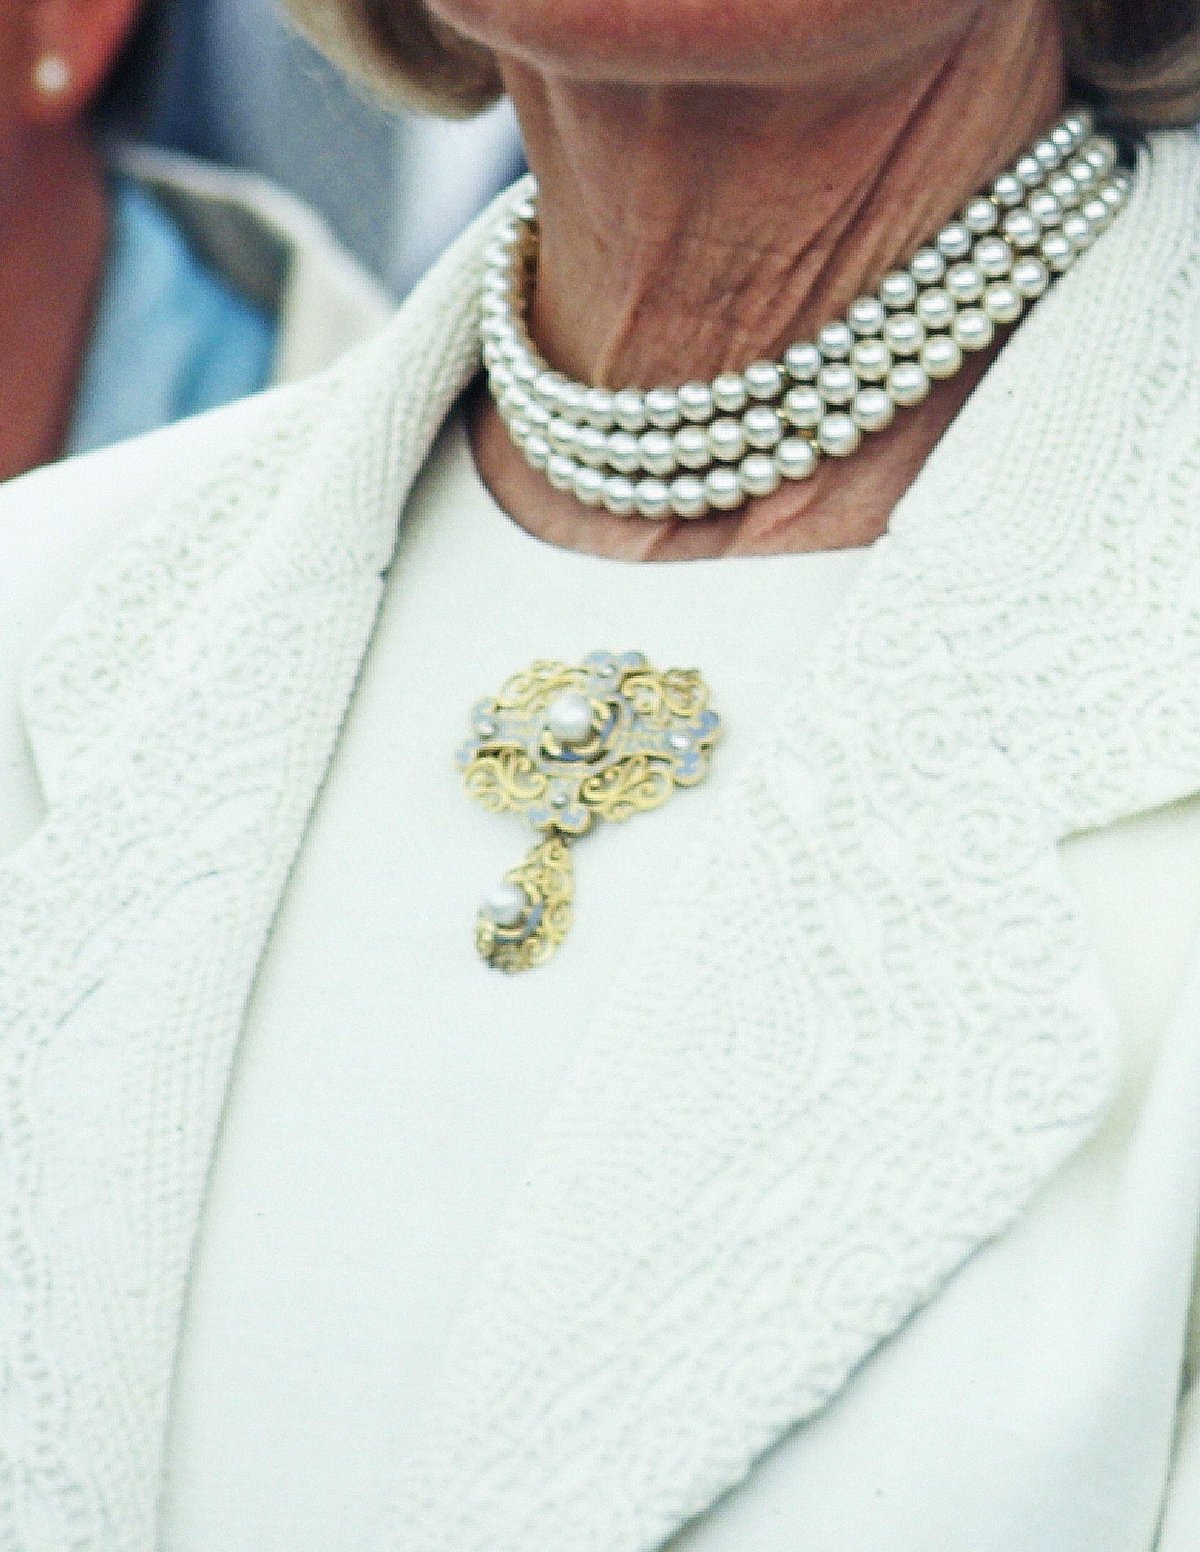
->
{"left": 483, "top": 881, "right": 530, "bottom": 930}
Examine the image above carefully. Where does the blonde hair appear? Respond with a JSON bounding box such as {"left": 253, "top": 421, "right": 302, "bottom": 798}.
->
{"left": 285, "top": 0, "right": 1200, "bottom": 126}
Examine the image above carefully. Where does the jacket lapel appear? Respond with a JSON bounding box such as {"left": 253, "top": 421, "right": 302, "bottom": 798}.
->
{"left": 0, "top": 205, "right": 493, "bottom": 1550}
{"left": 376, "top": 131, "right": 1200, "bottom": 1552}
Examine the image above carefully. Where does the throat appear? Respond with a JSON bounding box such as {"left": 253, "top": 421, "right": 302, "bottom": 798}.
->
{"left": 472, "top": 0, "right": 1070, "bottom": 558}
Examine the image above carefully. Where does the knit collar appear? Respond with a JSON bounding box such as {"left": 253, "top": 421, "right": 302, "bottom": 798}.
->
{"left": 3, "top": 131, "right": 1200, "bottom": 1552}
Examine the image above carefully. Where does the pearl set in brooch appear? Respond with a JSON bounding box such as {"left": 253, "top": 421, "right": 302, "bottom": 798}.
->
{"left": 480, "top": 106, "right": 1132, "bottom": 521}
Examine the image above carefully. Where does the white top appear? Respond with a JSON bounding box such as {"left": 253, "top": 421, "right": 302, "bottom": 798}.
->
{"left": 117, "top": 411, "right": 1197, "bottom": 1550}
{"left": 158, "top": 411, "right": 866, "bottom": 1549}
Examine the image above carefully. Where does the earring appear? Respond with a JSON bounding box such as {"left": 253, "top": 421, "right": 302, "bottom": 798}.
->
{"left": 33, "top": 54, "right": 72, "bottom": 96}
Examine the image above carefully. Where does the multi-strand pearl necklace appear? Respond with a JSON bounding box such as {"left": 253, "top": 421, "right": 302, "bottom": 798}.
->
{"left": 480, "top": 107, "right": 1131, "bottom": 521}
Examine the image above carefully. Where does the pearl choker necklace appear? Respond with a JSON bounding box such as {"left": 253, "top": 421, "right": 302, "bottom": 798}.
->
{"left": 480, "top": 106, "right": 1132, "bottom": 521}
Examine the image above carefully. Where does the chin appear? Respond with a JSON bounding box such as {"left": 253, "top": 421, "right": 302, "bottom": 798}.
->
{"left": 425, "top": 0, "right": 976, "bottom": 88}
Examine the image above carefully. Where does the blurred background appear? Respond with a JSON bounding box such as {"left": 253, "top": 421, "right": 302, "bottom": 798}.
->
{"left": 145, "top": 0, "right": 522, "bottom": 297}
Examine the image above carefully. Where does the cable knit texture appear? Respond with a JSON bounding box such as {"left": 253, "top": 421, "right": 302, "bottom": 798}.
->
{"left": 0, "top": 132, "right": 1198, "bottom": 1552}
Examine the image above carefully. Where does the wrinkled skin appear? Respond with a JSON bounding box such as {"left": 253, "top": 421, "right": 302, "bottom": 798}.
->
{"left": 419, "top": 0, "right": 1070, "bottom": 558}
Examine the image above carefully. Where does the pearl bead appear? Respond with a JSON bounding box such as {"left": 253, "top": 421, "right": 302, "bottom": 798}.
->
{"left": 612, "top": 389, "right": 648, "bottom": 432}
{"left": 982, "top": 280, "right": 1022, "bottom": 325}
{"left": 557, "top": 381, "right": 586, "bottom": 418}
{"left": 1100, "top": 182, "right": 1124, "bottom": 212}
{"left": 645, "top": 388, "right": 683, "bottom": 429}
{"left": 909, "top": 247, "right": 946, "bottom": 286}
{"left": 883, "top": 312, "right": 925, "bottom": 356}
{"left": 774, "top": 436, "right": 818, "bottom": 482}
{"left": 851, "top": 387, "right": 894, "bottom": 433}
{"left": 784, "top": 342, "right": 822, "bottom": 381}
{"left": 678, "top": 381, "right": 715, "bottom": 422}
{"left": 483, "top": 881, "right": 530, "bottom": 930}
{"left": 1028, "top": 189, "right": 1063, "bottom": 227}
{"left": 606, "top": 429, "right": 641, "bottom": 474}
{"left": 851, "top": 338, "right": 891, "bottom": 381}
{"left": 1049, "top": 170, "right": 1080, "bottom": 208}
{"left": 921, "top": 334, "right": 963, "bottom": 380}
{"left": 782, "top": 385, "right": 823, "bottom": 430}
{"left": 950, "top": 307, "right": 995, "bottom": 352}
{"left": 1033, "top": 138, "right": 1061, "bottom": 171}
{"left": 547, "top": 691, "right": 596, "bottom": 746}
{"left": 576, "top": 424, "right": 608, "bottom": 466}
{"left": 887, "top": 360, "right": 930, "bottom": 407}
{"left": 1068, "top": 157, "right": 1096, "bottom": 189}
{"left": 535, "top": 368, "right": 567, "bottom": 407}
{"left": 936, "top": 222, "right": 972, "bottom": 260}
{"left": 973, "top": 236, "right": 1013, "bottom": 278}
{"left": 673, "top": 424, "right": 711, "bottom": 469}
{"left": 546, "top": 452, "right": 576, "bottom": 491}
{"left": 848, "top": 297, "right": 887, "bottom": 335}
{"left": 1011, "top": 254, "right": 1050, "bottom": 298}
{"left": 817, "top": 320, "right": 854, "bottom": 359}
{"left": 488, "top": 360, "right": 514, "bottom": 393}
{"left": 991, "top": 173, "right": 1024, "bottom": 208}
{"left": 583, "top": 387, "right": 615, "bottom": 428}
{"left": 548, "top": 415, "right": 579, "bottom": 454}
{"left": 1062, "top": 211, "right": 1094, "bottom": 250}
{"left": 707, "top": 417, "right": 747, "bottom": 462}
{"left": 633, "top": 476, "right": 672, "bottom": 520}
{"left": 915, "top": 288, "right": 956, "bottom": 332}
{"left": 1015, "top": 153, "right": 1042, "bottom": 188}
{"left": 817, "top": 411, "right": 861, "bottom": 458}
{"left": 1050, "top": 122, "right": 1075, "bottom": 153}
{"left": 739, "top": 452, "right": 782, "bottom": 498}
{"left": 963, "top": 196, "right": 998, "bottom": 234}
{"left": 669, "top": 473, "right": 708, "bottom": 519}
{"left": 744, "top": 360, "right": 785, "bottom": 400}
{"left": 572, "top": 465, "right": 606, "bottom": 506}
{"left": 704, "top": 466, "right": 744, "bottom": 511}
{"left": 743, "top": 405, "right": 785, "bottom": 449}
{"left": 1002, "top": 209, "right": 1041, "bottom": 249}
{"left": 524, "top": 432, "right": 551, "bottom": 470}
{"left": 1082, "top": 195, "right": 1109, "bottom": 226}
{"left": 945, "top": 262, "right": 984, "bottom": 305}
{"left": 638, "top": 428, "right": 676, "bottom": 475}
{"left": 817, "top": 361, "right": 857, "bottom": 406}
{"left": 880, "top": 270, "right": 919, "bottom": 310}
{"left": 1040, "top": 230, "right": 1074, "bottom": 272}
{"left": 712, "top": 372, "right": 748, "bottom": 413}
{"left": 602, "top": 473, "right": 636, "bottom": 514}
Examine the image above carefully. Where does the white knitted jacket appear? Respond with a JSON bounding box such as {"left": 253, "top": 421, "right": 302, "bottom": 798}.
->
{"left": 1, "top": 130, "right": 1200, "bottom": 1552}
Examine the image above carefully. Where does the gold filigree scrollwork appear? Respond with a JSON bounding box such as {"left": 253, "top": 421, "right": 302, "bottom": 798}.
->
{"left": 462, "top": 746, "right": 546, "bottom": 814}
{"left": 460, "top": 651, "right": 721, "bottom": 972}
{"left": 577, "top": 753, "right": 675, "bottom": 822}
{"left": 476, "top": 835, "right": 574, "bottom": 974}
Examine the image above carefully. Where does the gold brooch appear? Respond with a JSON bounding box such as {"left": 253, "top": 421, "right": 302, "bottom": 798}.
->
{"left": 458, "top": 651, "right": 721, "bottom": 971}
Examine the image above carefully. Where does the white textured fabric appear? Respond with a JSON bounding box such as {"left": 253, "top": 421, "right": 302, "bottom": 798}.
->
{"left": 156, "top": 411, "right": 867, "bottom": 1550}
{"left": 0, "top": 130, "right": 1199, "bottom": 1552}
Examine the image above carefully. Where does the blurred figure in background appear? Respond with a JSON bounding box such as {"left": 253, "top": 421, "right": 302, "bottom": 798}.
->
{"left": 0, "top": 0, "right": 388, "bottom": 483}
{"left": 150, "top": 0, "right": 522, "bottom": 294}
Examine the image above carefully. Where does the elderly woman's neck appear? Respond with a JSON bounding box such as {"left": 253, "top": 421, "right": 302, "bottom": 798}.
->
{"left": 509, "top": 4, "right": 1065, "bottom": 389}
